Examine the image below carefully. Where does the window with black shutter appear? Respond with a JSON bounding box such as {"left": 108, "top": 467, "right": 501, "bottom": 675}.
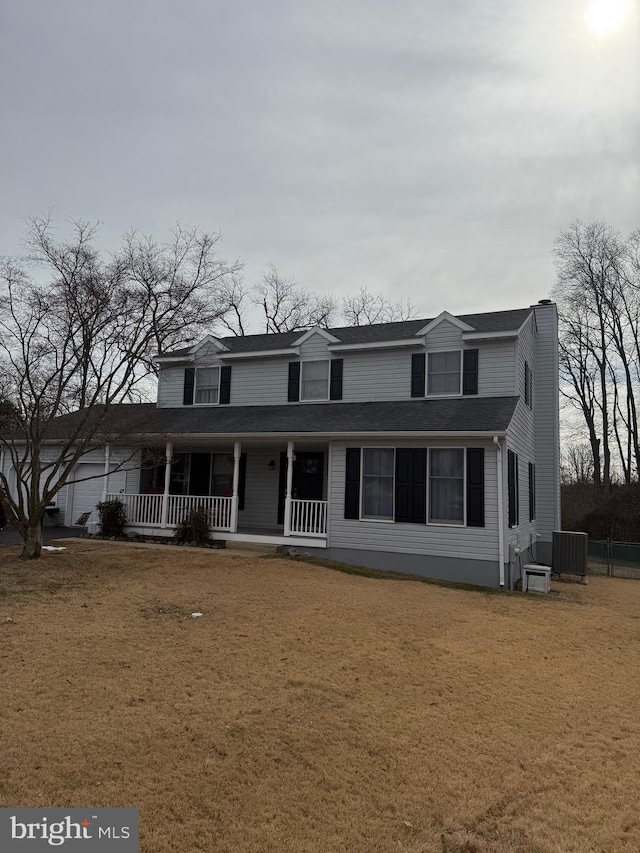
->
{"left": 508, "top": 449, "right": 519, "bottom": 528}
{"left": 329, "top": 359, "right": 343, "bottom": 400}
{"left": 466, "top": 448, "right": 485, "bottom": 527}
{"left": 411, "top": 353, "right": 426, "bottom": 397}
{"left": 394, "top": 449, "right": 426, "bottom": 524}
{"left": 463, "top": 349, "right": 479, "bottom": 396}
{"left": 344, "top": 448, "right": 361, "bottom": 519}
{"left": 288, "top": 362, "right": 301, "bottom": 402}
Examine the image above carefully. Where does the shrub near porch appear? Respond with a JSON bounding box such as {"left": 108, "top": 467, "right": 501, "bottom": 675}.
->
{"left": 1, "top": 543, "right": 639, "bottom": 853}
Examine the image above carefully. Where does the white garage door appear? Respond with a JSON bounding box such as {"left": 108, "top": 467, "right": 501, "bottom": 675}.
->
{"left": 70, "top": 464, "right": 126, "bottom": 526}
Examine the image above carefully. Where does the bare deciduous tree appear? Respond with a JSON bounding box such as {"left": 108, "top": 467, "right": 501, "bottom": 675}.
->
{"left": 254, "top": 264, "right": 338, "bottom": 333}
{"left": 553, "top": 220, "right": 640, "bottom": 490}
{"left": 341, "top": 287, "right": 416, "bottom": 326}
{"left": 0, "top": 216, "right": 242, "bottom": 559}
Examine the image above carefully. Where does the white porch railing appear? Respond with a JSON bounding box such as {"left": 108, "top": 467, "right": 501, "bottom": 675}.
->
{"left": 107, "top": 493, "right": 163, "bottom": 526}
{"left": 290, "top": 499, "right": 327, "bottom": 537}
{"left": 107, "top": 494, "right": 325, "bottom": 538}
{"left": 167, "top": 495, "right": 233, "bottom": 531}
{"left": 108, "top": 493, "right": 233, "bottom": 532}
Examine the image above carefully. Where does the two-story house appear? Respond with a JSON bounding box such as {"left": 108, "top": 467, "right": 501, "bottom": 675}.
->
{"left": 18, "top": 301, "right": 560, "bottom": 589}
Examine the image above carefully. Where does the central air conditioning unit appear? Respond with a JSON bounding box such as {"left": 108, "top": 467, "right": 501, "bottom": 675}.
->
{"left": 552, "top": 531, "right": 588, "bottom": 577}
{"left": 522, "top": 565, "right": 551, "bottom": 594}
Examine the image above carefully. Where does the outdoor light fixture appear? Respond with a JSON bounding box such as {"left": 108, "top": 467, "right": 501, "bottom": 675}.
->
{"left": 267, "top": 460, "right": 276, "bottom": 471}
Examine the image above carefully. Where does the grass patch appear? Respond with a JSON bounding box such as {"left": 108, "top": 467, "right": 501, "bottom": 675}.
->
{"left": 1, "top": 541, "right": 639, "bottom": 852}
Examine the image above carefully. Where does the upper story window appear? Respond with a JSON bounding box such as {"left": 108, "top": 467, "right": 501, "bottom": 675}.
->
{"left": 427, "top": 351, "right": 462, "bottom": 396}
{"left": 301, "top": 360, "right": 329, "bottom": 401}
{"left": 195, "top": 367, "right": 220, "bottom": 404}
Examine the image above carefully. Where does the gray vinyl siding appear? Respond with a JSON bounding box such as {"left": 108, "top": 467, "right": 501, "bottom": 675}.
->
{"left": 328, "top": 438, "right": 499, "bottom": 563}
{"left": 299, "top": 334, "right": 331, "bottom": 360}
{"left": 343, "top": 349, "right": 415, "bottom": 401}
{"left": 424, "top": 320, "right": 463, "bottom": 351}
{"left": 533, "top": 303, "right": 561, "bottom": 554}
{"left": 157, "top": 366, "right": 191, "bottom": 407}
{"left": 157, "top": 321, "right": 521, "bottom": 408}
{"left": 228, "top": 359, "right": 289, "bottom": 406}
{"left": 505, "top": 316, "right": 536, "bottom": 578}
{"left": 477, "top": 340, "right": 517, "bottom": 396}
{"left": 239, "top": 445, "right": 282, "bottom": 529}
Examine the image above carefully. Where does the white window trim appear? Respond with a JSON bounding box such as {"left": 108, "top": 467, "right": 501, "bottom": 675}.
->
{"left": 359, "top": 447, "right": 396, "bottom": 522}
{"left": 353, "top": 445, "right": 472, "bottom": 527}
{"left": 426, "top": 350, "right": 463, "bottom": 397}
{"left": 427, "top": 447, "right": 466, "bottom": 527}
{"left": 300, "top": 359, "right": 331, "bottom": 402}
{"left": 194, "top": 366, "right": 220, "bottom": 406}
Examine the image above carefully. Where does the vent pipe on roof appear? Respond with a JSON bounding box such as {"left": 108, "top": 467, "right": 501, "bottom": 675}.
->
{"left": 538, "top": 299, "right": 552, "bottom": 305}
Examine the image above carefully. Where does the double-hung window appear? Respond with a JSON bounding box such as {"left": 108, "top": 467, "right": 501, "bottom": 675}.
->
{"left": 427, "top": 351, "right": 461, "bottom": 395}
{"left": 301, "top": 360, "right": 329, "bottom": 401}
{"left": 429, "top": 448, "right": 464, "bottom": 524}
{"left": 195, "top": 367, "right": 220, "bottom": 404}
{"left": 361, "top": 448, "right": 394, "bottom": 520}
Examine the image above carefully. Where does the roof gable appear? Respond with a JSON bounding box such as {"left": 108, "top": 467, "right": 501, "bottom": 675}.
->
{"left": 293, "top": 327, "right": 341, "bottom": 346}
{"left": 416, "top": 311, "right": 475, "bottom": 336}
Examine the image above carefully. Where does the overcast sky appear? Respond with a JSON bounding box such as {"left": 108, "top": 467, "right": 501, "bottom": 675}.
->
{"left": 1, "top": 0, "right": 638, "bottom": 328}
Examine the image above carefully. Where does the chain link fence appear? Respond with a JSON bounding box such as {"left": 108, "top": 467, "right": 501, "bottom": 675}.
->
{"left": 588, "top": 540, "right": 640, "bottom": 579}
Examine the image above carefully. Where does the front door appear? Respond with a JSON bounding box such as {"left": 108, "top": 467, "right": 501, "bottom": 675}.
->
{"left": 277, "top": 451, "right": 324, "bottom": 524}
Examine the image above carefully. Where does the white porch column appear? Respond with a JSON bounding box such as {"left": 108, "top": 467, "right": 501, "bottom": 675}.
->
{"left": 160, "top": 441, "right": 173, "bottom": 529}
{"left": 230, "top": 441, "right": 241, "bottom": 533}
{"left": 284, "top": 440, "right": 295, "bottom": 536}
{"left": 101, "top": 444, "right": 111, "bottom": 501}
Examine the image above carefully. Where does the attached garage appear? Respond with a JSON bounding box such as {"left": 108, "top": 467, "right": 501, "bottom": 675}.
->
{"left": 67, "top": 464, "right": 126, "bottom": 526}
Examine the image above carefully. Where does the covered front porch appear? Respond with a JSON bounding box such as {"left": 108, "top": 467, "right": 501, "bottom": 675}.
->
{"left": 105, "top": 439, "right": 329, "bottom": 547}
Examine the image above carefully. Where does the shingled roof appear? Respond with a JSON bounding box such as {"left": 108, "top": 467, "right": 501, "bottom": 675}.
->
{"left": 160, "top": 307, "right": 534, "bottom": 358}
{"left": 43, "top": 397, "right": 519, "bottom": 440}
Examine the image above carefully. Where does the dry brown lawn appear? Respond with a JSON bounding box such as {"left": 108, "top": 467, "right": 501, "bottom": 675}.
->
{"left": 1, "top": 541, "right": 640, "bottom": 853}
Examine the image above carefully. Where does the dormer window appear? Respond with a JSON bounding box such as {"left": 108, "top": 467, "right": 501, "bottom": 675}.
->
{"left": 301, "top": 360, "right": 329, "bottom": 401}
{"left": 195, "top": 367, "right": 220, "bottom": 404}
{"left": 427, "top": 351, "right": 462, "bottom": 396}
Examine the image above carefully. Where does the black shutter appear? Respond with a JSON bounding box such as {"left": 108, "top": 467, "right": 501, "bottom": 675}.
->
{"left": 395, "top": 449, "right": 426, "bottom": 524}
{"left": 219, "top": 366, "right": 232, "bottom": 404}
{"left": 463, "top": 349, "right": 479, "bottom": 396}
{"left": 508, "top": 450, "right": 516, "bottom": 528}
{"left": 288, "top": 362, "right": 300, "bottom": 402}
{"left": 528, "top": 461, "right": 535, "bottom": 522}
{"left": 466, "top": 448, "right": 485, "bottom": 527}
{"left": 344, "top": 448, "right": 361, "bottom": 519}
{"left": 524, "top": 362, "right": 530, "bottom": 407}
{"left": 411, "top": 353, "right": 426, "bottom": 397}
{"left": 238, "top": 453, "right": 247, "bottom": 511}
{"left": 329, "top": 359, "right": 343, "bottom": 400}
{"left": 183, "top": 368, "right": 195, "bottom": 405}
{"left": 515, "top": 454, "right": 519, "bottom": 525}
